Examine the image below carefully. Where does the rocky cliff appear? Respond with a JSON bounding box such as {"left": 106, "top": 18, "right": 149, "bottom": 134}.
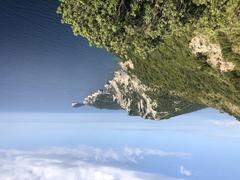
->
{"left": 83, "top": 61, "right": 204, "bottom": 120}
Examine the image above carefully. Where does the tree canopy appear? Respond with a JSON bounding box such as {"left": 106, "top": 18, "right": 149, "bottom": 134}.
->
{"left": 58, "top": 0, "right": 240, "bottom": 59}
{"left": 58, "top": 0, "right": 240, "bottom": 120}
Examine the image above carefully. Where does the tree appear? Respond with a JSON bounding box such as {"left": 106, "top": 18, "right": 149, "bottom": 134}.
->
{"left": 58, "top": 0, "right": 240, "bottom": 119}
{"left": 58, "top": 0, "right": 240, "bottom": 59}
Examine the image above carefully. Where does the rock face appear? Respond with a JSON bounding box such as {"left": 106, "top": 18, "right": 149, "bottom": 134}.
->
{"left": 105, "top": 61, "right": 159, "bottom": 119}
{"left": 83, "top": 90, "right": 120, "bottom": 110}
{"left": 189, "top": 34, "right": 235, "bottom": 73}
{"left": 83, "top": 61, "right": 204, "bottom": 120}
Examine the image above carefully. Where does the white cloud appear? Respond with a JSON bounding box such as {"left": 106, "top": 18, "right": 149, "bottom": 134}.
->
{"left": 179, "top": 165, "right": 192, "bottom": 176}
{"left": 211, "top": 120, "right": 240, "bottom": 127}
{"left": 123, "top": 147, "right": 190, "bottom": 158}
{"left": 0, "top": 146, "right": 190, "bottom": 164}
{"left": 0, "top": 157, "right": 163, "bottom": 180}
{"left": 0, "top": 147, "right": 186, "bottom": 180}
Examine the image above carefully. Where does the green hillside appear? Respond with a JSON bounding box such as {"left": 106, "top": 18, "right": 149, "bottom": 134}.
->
{"left": 58, "top": 0, "right": 240, "bottom": 120}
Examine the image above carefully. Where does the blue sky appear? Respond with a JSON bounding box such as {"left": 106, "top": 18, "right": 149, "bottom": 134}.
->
{"left": 0, "top": 109, "right": 240, "bottom": 180}
{"left": 0, "top": 0, "right": 116, "bottom": 112}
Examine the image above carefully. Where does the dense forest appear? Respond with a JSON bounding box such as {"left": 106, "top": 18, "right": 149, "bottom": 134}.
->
{"left": 58, "top": 0, "right": 240, "bottom": 120}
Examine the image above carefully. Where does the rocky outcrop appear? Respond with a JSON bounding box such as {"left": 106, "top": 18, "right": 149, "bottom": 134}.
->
{"left": 83, "top": 90, "right": 120, "bottom": 110}
{"left": 83, "top": 60, "right": 204, "bottom": 120}
{"left": 105, "top": 60, "right": 159, "bottom": 119}
{"left": 189, "top": 34, "right": 235, "bottom": 73}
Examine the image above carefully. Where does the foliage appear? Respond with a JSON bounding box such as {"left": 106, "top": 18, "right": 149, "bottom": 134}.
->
{"left": 130, "top": 34, "right": 240, "bottom": 119}
{"left": 58, "top": 0, "right": 240, "bottom": 58}
{"left": 58, "top": 0, "right": 240, "bottom": 119}
{"left": 58, "top": 0, "right": 211, "bottom": 58}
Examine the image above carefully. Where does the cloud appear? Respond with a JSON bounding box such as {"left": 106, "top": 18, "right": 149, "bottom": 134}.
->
{"left": 123, "top": 147, "right": 190, "bottom": 158}
{"left": 211, "top": 120, "right": 240, "bottom": 127}
{"left": 0, "top": 157, "right": 163, "bottom": 180}
{"left": 0, "top": 146, "right": 186, "bottom": 180}
{"left": 179, "top": 165, "right": 192, "bottom": 176}
{"left": 0, "top": 146, "right": 190, "bottom": 164}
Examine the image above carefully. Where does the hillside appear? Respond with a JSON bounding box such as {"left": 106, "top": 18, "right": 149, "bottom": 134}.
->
{"left": 83, "top": 61, "right": 204, "bottom": 119}
{"left": 58, "top": 0, "right": 240, "bottom": 120}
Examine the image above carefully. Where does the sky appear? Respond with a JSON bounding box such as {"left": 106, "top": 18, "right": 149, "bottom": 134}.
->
{"left": 0, "top": 0, "right": 116, "bottom": 112}
{"left": 0, "top": 109, "right": 240, "bottom": 180}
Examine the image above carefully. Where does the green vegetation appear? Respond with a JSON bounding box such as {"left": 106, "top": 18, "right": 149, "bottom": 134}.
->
{"left": 58, "top": 0, "right": 240, "bottom": 120}
{"left": 130, "top": 34, "right": 240, "bottom": 119}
